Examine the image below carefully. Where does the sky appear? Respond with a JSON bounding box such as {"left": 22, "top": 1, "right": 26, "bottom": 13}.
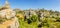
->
{"left": 0, "top": 0, "right": 60, "bottom": 11}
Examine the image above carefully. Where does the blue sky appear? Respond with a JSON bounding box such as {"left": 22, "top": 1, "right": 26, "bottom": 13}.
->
{"left": 0, "top": 0, "right": 60, "bottom": 11}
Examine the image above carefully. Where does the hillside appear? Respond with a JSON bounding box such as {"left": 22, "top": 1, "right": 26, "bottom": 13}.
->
{"left": 14, "top": 8, "right": 60, "bottom": 28}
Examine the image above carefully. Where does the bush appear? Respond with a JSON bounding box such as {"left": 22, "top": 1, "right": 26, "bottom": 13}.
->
{"left": 30, "top": 14, "right": 38, "bottom": 22}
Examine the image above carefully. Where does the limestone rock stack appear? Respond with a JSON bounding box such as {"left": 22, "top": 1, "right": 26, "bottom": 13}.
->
{"left": 0, "top": 0, "right": 19, "bottom": 28}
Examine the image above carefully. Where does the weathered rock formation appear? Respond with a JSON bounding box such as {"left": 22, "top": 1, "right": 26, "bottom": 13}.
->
{"left": 0, "top": 0, "right": 19, "bottom": 28}
{"left": 24, "top": 9, "right": 37, "bottom": 19}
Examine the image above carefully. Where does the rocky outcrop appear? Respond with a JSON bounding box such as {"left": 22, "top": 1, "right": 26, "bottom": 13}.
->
{"left": 0, "top": 9, "right": 15, "bottom": 19}
{"left": 0, "top": 0, "right": 19, "bottom": 28}
{"left": 7, "top": 17, "right": 19, "bottom": 28}
{"left": 0, "top": 9, "right": 19, "bottom": 28}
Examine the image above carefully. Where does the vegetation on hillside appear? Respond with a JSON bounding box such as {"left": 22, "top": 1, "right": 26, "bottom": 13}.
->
{"left": 14, "top": 8, "right": 60, "bottom": 28}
